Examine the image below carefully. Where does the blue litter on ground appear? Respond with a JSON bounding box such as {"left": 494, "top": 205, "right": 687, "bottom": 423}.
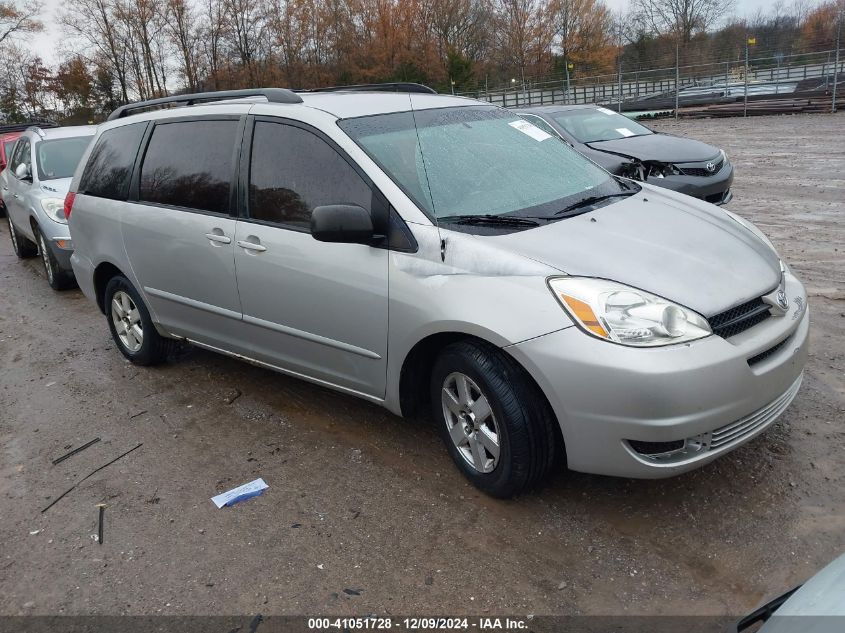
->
{"left": 211, "top": 478, "right": 269, "bottom": 508}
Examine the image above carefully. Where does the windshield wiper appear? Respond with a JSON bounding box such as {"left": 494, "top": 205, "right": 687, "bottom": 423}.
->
{"left": 554, "top": 192, "right": 634, "bottom": 217}
{"left": 439, "top": 214, "right": 541, "bottom": 227}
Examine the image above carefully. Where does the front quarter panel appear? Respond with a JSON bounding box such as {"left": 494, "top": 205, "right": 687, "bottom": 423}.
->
{"left": 384, "top": 222, "right": 574, "bottom": 414}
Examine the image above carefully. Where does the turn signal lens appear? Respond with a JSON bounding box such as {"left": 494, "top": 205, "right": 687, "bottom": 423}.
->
{"left": 558, "top": 295, "right": 608, "bottom": 338}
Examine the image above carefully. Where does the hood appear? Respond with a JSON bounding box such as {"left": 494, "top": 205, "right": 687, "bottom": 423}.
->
{"left": 488, "top": 186, "right": 780, "bottom": 317}
{"left": 586, "top": 133, "right": 721, "bottom": 164}
{"left": 40, "top": 178, "right": 72, "bottom": 196}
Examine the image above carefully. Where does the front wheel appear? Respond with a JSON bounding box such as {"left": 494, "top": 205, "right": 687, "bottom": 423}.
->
{"left": 430, "top": 340, "right": 560, "bottom": 498}
{"left": 35, "top": 227, "right": 75, "bottom": 290}
{"left": 7, "top": 217, "right": 37, "bottom": 258}
{"left": 105, "top": 275, "right": 174, "bottom": 366}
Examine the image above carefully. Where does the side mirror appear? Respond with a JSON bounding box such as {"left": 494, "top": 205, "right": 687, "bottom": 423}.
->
{"left": 311, "top": 204, "right": 375, "bottom": 245}
{"left": 15, "top": 163, "right": 31, "bottom": 181}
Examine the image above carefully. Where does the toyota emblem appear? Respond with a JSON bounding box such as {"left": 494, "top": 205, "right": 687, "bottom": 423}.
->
{"left": 705, "top": 161, "right": 717, "bottom": 173}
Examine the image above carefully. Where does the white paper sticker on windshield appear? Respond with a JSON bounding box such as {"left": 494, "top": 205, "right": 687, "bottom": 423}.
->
{"left": 596, "top": 107, "right": 616, "bottom": 115}
{"left": 509, "top": 120, "right": 552, "bottom": 142}
{"left": 616, "top": 127, "right": 635, "bottom": 137}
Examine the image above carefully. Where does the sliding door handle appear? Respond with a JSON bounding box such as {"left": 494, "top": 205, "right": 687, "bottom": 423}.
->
{"left": 237, "top": 240, "right": 267, "bottom": 253}
{"left": 205, "top": 232, "right": 231, "bottom": 244}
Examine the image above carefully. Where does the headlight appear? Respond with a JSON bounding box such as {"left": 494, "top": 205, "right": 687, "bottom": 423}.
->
{"left": 549, "top": 277, "right": 711, "bottom": 347}
{"left": 40, "top": 197, "right": 67, "bottom": 224}
{"left": 723, "top": 209, "right": 777, "bottom": 254}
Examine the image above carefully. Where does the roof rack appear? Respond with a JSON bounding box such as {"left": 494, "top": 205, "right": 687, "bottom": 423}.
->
{"left": 308, "top": 82, "right": 437, "bottom": 95}
{"left": 0, "top": 121, "right": 58, "bottom": 135}
{"left": 107, "top": 88, "right": 304, "bottom": 121}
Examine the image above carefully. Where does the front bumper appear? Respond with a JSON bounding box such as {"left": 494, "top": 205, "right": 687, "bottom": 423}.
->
{"left": 645, "top": 161, "right": 734, "bottom": 205}
{"left": 507, "top": 271, "right": 808, "bottom": 478}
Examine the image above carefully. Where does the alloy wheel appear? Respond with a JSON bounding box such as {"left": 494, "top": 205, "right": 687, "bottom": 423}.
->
{"left": 8, "top": 218, "right": 19, "bottom": 254}
{"left": 441, "top": 372, "right": 501, "bottom": 473}
{"left": 111, "top": 290, "right": 143, "bottom": 353}
{"left": 38, "top": 233, "right": 54, "bottom": 284}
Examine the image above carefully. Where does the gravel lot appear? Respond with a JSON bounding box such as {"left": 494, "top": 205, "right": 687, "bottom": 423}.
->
{"left": 1, "top": 113, "right": 843, "bottom": 618}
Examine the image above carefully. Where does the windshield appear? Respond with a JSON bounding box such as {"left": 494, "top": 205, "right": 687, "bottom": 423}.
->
{"left": 339, "top": 105, "right": 633, "bottom": 223}
{"left": 36, "top": 136, "right": 92, "bottom": 181}
{"left": 551, "top": 108, "right": 653, "bottom": 143}
{"left": 3, "top": 140, "right": 16, "bottom": 162}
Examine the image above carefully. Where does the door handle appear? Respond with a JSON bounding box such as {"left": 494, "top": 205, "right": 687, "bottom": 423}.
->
{"left": 237, "top": 240, "right": 267, "bottom": 253}
{"left": 205, "top": 232, "right": 231, "bottom": 244}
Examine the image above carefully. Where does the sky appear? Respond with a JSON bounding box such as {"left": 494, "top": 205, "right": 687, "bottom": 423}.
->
{"left": 26, "top": 0, "right": 829, "bottom": 67}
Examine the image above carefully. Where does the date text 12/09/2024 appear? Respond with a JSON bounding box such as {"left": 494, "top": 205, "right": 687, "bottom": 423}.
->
{"left": 308, "top": 617, "right": 529, "bottom": 630}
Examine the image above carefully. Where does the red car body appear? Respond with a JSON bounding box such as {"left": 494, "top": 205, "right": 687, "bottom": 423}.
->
{"left": 0, "top": 131, "right": 23, "bottom": 172}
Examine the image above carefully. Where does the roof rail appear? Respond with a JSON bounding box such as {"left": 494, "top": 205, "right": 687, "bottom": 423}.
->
{"left": 308, "top": 82, "right": 437, "bottom": 95}
{"left": 107, "top": 88, "right": 304, "bottom": 121}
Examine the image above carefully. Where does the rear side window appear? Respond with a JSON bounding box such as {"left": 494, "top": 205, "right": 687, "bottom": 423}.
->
{"left": 140, "top": 119, "right": 239, "bottom": 214}
{"left": 80, "top": 123, "right": 147, "bottom": 200}
{"left": 248, "top": 121, "right": 371, "bottom": 229}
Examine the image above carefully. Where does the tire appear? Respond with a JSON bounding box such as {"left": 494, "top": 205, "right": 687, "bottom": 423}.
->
{"left": 34, "top": 226, "right": 76, "bottom": 291}
{"left": 430, "top": 340, "right": 559, "bottom": 498}
{"left": 104, "top": 275, "right": 174, "bottom": 366}
{"left": 7, "top": 216, "right": 37, "bottom": 258}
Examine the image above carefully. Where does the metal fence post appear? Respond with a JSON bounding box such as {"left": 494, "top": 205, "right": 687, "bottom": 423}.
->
{"left": 744, "top": 38, "right": 750, "bottom": 117}
{"left": 834, "top": 10, "right": 843, "bottom": 113}
{"left": 675, "top": 39, "right": 680, "bottom": 120}
{"left": 617, "top": 58, "right": 623, "bottom": 112}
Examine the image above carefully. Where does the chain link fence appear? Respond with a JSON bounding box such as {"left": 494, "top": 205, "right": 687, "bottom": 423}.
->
{"left": 459, "top": 48, "right": 844, "bottom": 115}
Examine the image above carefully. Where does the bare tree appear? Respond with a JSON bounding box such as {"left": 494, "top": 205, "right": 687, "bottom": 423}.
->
{"left": 633, "top": 0, "right": 733, "bottom": 43}
{"left": 0, "top": 0, "right": 42, "bottom": 45}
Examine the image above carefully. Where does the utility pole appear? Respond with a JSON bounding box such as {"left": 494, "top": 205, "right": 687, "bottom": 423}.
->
{"left": 834, "top": 10, "right": 843, "bottom": 113}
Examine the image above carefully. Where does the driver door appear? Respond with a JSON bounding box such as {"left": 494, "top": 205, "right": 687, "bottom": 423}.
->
{"left": 4, "top": 138, "right": 32, "bottom": 238}
{"left": 233, "top": 117, "right": 389, "bottom": 399}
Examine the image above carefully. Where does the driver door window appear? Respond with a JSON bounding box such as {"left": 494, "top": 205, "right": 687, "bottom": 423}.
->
{"left": 11, "top": 139, "right": 31, "bottom": 177}
{"left": 248, "top": 121, "right": 372, "bottom": 229}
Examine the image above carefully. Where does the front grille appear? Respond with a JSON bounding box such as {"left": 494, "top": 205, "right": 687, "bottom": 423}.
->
{"left": 708, "top": 374, "right": 803, "bottom": 449}
{"left": 708, "top": 297, "right": 772, "bottom": 338}
{"left": 680, "top": 158, "right": 723, "bottom": 177}
{"left": 748, "top": 337, "right": 790, "bottom": 366}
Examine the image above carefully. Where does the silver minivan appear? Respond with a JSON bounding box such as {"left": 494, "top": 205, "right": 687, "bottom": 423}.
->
{"left": 67, "top": 87, "right": 808, "bottom": 497}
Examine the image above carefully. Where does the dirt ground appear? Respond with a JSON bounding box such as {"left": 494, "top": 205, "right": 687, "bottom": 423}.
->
{"left": 0, "top": 113, "right": 843, "bottom": 619}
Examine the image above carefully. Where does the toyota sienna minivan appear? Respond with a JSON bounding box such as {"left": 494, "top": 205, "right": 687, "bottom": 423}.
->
{"left": 67, "top": 86, "right": 808, "bottom": 497}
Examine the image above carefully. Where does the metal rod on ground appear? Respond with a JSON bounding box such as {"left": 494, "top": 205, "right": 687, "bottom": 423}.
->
{"left": 97, "top": 504, "right": 106, "bottom": 545}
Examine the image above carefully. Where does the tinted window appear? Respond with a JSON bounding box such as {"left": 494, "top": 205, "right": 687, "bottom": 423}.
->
{"left": 140, "top": 119, "right": 239, "bottom": 214}
{"left": 36, "top": 136, "right": 93, "bottom": 181}
{"left": 249, "top": 121, "right": 371, "bottom": 229}
{"left": 80, "top": 123, "right": 147, "bottom": 200}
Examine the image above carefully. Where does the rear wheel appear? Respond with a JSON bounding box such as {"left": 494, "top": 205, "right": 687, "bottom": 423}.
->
{"left": 430, "top": 340, "right": 559, "bottom": 498}
{"left": 35, "top": 227, "right": 75, "bottom": 291}
{"left": 105, "top": 275, "right": 174, "bottom": 366}
{"left": 7, "top": 216, "right": 37, "bottom": 258}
